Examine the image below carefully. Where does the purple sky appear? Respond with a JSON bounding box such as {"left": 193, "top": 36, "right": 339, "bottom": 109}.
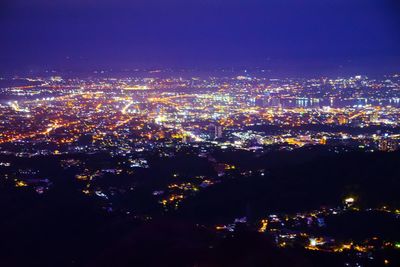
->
{"left": 1, "top": 0, "right": 399, "bottom": 75}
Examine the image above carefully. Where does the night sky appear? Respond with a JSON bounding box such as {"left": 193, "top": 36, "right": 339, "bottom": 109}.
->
{"left": 1, "top": 0, "right": 399, "bottom": 75}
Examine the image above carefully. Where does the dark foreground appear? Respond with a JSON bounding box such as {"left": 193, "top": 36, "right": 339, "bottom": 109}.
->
{"left": 1, "top": 148, "right": 400, "bottom": 267}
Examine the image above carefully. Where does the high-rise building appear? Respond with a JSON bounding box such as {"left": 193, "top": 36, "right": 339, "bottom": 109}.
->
{"left": 209, "top": 124, "right": 223, "bottom": 140}
{"left": 214, "top": 125, "right": 223, "bottom": 139}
